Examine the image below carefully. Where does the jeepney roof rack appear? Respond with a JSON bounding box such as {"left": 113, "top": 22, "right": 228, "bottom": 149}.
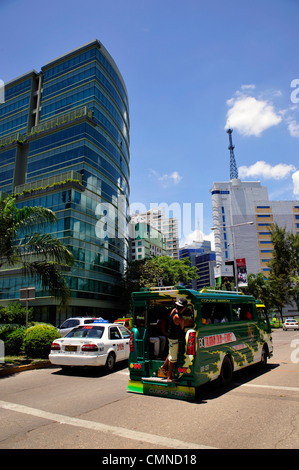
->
{"left": 199, "top": 289, "right": 244, "bottom": 295}
{"left": 140, "top": 285, "right": 183, "bottom": 292}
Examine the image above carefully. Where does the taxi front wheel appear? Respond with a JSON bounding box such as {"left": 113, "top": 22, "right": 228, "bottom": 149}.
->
{"left": 105, "top": 352, "right": 116, "bottom": 371}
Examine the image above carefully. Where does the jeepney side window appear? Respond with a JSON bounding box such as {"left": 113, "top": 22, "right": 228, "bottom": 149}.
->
{"left": 201, "top": 303, "right": 213, "bottom": 325}
{"left": 134, "top": 306, "right": 146, "bottom": 327}
{"left": 257, "top": 306, "right": 269, "bottom": 327}
{"left": 232, "top": 303, "right": 253, "bottom": 321}
{"left": 201, "top": 303, "right": 230, "bottom": 325}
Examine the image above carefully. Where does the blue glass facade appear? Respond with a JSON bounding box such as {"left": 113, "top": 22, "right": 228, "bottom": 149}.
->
{"left": 0, "top": 72, "right": 36, "bottom": 138}
{"left": 0, "top": 40, "right": 130, "bottom": 324}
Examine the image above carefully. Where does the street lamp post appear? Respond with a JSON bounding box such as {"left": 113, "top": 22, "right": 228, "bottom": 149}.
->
{"left": 19, "top": 287, "right": 35, "bottom": 327}
{"left": 211, "top": 221, "right": 254, "bottom": 292}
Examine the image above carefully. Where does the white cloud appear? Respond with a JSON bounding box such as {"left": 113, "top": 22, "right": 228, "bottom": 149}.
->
{"left": 159, "top": 171, "right": 182, "bottom": 184}
{"left": 239, "top": 160, "right": 296, "bottom": 180}
{"left": 292, "top": 170, "right": 299, "bottom": 196}
{"left": 180, "top": 229, "right": 215, "bottom": 251}
{"left": 226, "top": 96, "right": 282, "bottom": 136}
{"left": 225, "top": 86, "right": 282, "bottom": 136}
{"left": 149, "top": 169, "right": 182, "bottom": 187}
{"left": 288, "top": 119, "right": 299, "bottom": 137}
{"left": 240, "top": 84, "right": 256, "bottom": 91}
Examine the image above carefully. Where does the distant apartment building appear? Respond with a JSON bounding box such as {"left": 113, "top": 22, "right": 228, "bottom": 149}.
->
{"left": 0, "top": 40, "right": 130, "bottom": 324}
{"left": 129, "top": 221, "right": 167, "bottom": 261}
{"left": 130, "top": 207, "right": 179, "bottom": 259}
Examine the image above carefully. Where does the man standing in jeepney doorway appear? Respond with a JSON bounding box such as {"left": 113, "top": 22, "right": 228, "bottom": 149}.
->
{"left": 160, "top": 298, "right": 186, "bottom": 382}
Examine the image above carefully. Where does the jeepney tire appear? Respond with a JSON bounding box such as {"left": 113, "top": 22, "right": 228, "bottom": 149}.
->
{"left": 259, "top": 345, "right": 268, "bottom": 369}
{"left": 219, "top": 355, "right": 233, "bottom": 386}
{"left": 105, "top": 352, "right": 116, "bottom": 371}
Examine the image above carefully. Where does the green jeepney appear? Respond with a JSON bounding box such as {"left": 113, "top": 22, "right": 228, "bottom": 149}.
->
{"left": 127, "top": 286, "right": 273, "bottom": 401}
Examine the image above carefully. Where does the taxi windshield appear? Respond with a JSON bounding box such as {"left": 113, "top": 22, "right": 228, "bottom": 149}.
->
{"left": 66, "top": 325, "right": 104, "bottom": 339}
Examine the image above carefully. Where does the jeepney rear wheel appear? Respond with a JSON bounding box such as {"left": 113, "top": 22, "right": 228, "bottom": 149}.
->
{"left": 219, "top": 355, "right": 233, "bottom": 386}
{"left": 260, "top": 345, "right": 268, "bottom": 368}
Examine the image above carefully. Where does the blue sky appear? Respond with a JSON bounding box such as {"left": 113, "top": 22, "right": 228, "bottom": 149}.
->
{"left": 1, "top": 0, "right": 299, "bottom": 246}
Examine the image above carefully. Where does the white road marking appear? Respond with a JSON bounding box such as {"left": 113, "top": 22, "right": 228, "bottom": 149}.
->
{"left": 0, "top": 400, "right": 215, "bottom": 449}
{"left": 236, "top": 383, "right": 299, "bottom": 393}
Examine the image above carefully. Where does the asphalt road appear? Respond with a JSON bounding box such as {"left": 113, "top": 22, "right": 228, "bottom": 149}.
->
{"left": 0, "top": 329, "right": 298, "bottom": 451}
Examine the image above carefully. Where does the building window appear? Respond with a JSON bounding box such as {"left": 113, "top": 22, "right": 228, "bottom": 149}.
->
{"left": 211, "top": 190, "right": 230, "bottom": 195}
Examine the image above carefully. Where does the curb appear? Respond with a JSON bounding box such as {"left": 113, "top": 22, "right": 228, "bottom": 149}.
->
{"left": 0, "top": 361, "right": 52, "bottom": 377}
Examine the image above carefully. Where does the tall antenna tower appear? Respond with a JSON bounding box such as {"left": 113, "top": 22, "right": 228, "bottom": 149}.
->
{"left": 227, "top": 128, "right": 238, "bottom": 179}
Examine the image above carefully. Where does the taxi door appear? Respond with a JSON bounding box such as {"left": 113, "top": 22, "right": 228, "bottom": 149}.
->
{"left": 108, "top": 326, "right": 126, "bottom": 361}
{"left": 117, "top": 325, "right": 131, "bottom": 360}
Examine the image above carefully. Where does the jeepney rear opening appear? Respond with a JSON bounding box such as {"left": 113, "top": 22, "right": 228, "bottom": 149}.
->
{"left": 129, "top": 292, "right": 195, "bottom": 380}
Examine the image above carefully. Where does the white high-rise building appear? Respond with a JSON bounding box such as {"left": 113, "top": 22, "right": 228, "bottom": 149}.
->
{"left": 211, "top": 178, "right": 299, "bottom": 282}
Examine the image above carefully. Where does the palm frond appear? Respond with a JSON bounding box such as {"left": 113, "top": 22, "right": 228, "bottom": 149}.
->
{"left": 15, "top": 206, "right": 57, "bottom": 234}
{"left": 0, "top": 196, "right": 74, "bottom": 307}
{"left": 22, "top": 261, "right": 71, "bottom": 308}
{"left": 19, "top": 233, "right": 75, "bottom": 266}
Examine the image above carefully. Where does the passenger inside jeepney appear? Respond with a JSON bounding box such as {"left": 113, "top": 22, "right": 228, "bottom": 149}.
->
{"left": 149, "top": 308, "right": 168, "bottom": 358}
{"left": 135, "top": 309, "right": 146, "bottom": 327}
{"left": 239, "top": 306, "right": 252, "bottom": 321}
{"left": 201, "top": 304, "right": 212, "bottom": 325}
{"left": 201, "top": 304, "right": 229, "bottom": 325}
{"left": 213, "top": 306, "right": 229, "bottom": 323}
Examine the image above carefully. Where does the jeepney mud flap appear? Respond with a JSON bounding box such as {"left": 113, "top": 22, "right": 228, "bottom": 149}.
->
{"left": 127, "top": 378, "right": 195, "bottom": 402}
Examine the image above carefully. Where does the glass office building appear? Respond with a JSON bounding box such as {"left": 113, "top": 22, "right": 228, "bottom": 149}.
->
{"left": 0, "top": 40, "right": 130, "bottom": 324}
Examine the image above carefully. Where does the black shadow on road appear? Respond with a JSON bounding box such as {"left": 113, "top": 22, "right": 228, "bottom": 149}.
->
{"left": 194, "top": 362, "right": 280, "bottom": 404}
{"left": 50, "top": 360, "right": 129, "bottom": 378}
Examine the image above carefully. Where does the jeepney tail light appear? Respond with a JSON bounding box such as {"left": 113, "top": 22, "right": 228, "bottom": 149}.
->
{"left": 51, "top": 342, "right": 61, "bottom": 350}
{"left": 129, "top": 331, "right": 134, "bottom": 352}
{"left": 187, "top": 332, "right": 196, "bottom": 355}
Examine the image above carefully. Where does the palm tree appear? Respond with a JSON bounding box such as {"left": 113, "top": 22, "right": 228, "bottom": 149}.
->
{"left": 0, "top": 196, "right": 74, "bottom": 307}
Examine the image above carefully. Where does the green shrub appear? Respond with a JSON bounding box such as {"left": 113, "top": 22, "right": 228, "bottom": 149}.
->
{"left": 5, "top": 328, "right": 26, "bottom": 355}
{"left": 0, "top": 324, "right": 22, "bottom": 341}
{"left": 0, "top": 302, "right": 33, "bottom": 325}
{"left": 23, "top": 324, "right": 61, "bottom": 359}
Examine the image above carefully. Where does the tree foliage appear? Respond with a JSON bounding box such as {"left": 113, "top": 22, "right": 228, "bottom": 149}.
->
{"left": 246, "top": 224, "right": 299, "bottom": 319}
{"left": 267, "top": 224, "right": 299, "bottom": 317}
{"left": 123, "top": 256, "right": 198, "bottom": 308}
{"left": 246, "top": 272, "right": 274, "bottom": 310}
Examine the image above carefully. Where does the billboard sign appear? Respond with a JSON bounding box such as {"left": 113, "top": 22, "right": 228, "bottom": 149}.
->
{"left": 236, "top": 258, "right": 247, "bottom": 287}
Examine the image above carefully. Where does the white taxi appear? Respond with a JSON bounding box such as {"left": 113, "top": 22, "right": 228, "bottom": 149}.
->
{"left": 282, "top": 318, "right": 299, "bottom": 331}
{"left": 49, "top": 322, "right": 130, "bottom": 371}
